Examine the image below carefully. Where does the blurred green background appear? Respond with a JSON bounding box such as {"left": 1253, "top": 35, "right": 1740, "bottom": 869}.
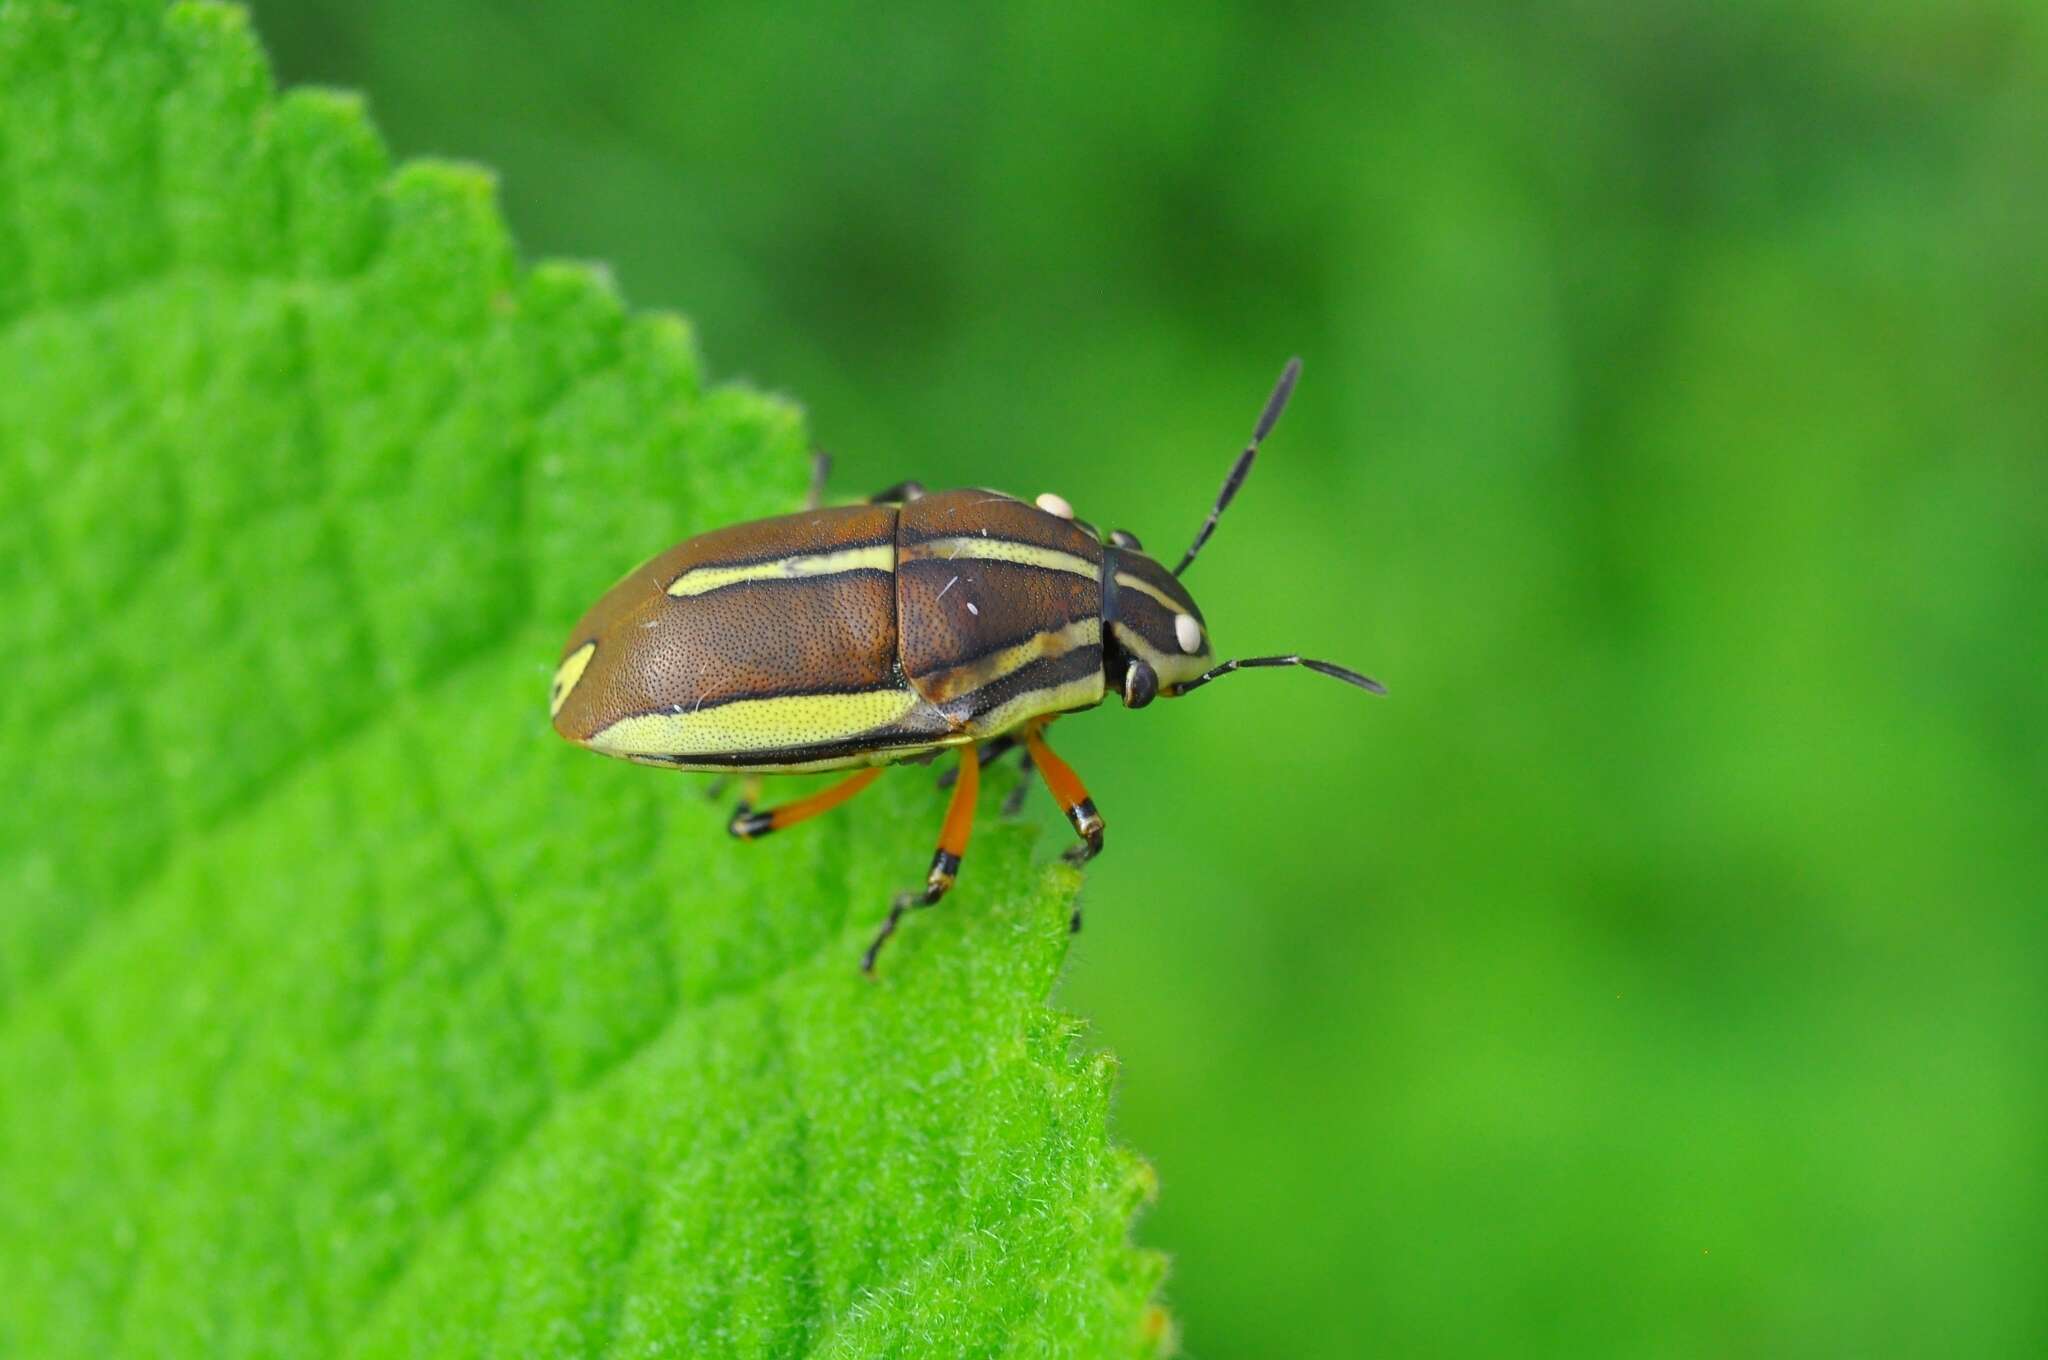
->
{"left": 253, "top": 3, "right": 2045, "bottom": 1354}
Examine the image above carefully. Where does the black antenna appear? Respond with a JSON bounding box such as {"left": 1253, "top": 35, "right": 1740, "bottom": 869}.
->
{"left": 1173, "top": 356, "right": 1302, "bottom": 576}
{"left": 1168, "top": 654, "right": 1387, "bottom": 698}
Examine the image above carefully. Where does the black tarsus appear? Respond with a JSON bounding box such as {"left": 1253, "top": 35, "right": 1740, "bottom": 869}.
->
{"left": 727, "top": 801, "right": 774, "bottom": 839}
{"left": 861, "top": 895, "right": 918, "bottom": 973}
{"left": 862, "top": 849, "right": 960, "bottom": 972}
{"left": 1169, "top": 653, "right": 1387, "bottom": 698}
{"left": 1173, "top": 356, "right": 1302, "bottom": 577}
{"left": 1061, "top": 799, "right": 1105, "bottom": 866}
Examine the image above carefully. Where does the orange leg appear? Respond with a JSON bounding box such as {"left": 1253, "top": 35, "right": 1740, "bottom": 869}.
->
{"left": 729, "top": 767, "right": 883, "bottom": 840}
{"left": 937, "top": 735, "right": 1037, "bottom": 814}
{"left": 862, "top": 745, "right": 980, "bottom": 972}
{"left": 1023, "top": 726, "right": 1105, "bottom": 866}
{"left": 1023, "top": 725, "right": 1104, "bottom": 936}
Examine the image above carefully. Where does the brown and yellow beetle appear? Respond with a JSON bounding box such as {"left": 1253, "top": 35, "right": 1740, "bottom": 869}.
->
{"left": 549, "top": 359, "right": 1383, "bottom": 968}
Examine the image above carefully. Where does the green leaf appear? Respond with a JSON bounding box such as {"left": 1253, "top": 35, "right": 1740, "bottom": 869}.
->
{"left": 0, "top": 3, "right": 1167, "bottom": 1355}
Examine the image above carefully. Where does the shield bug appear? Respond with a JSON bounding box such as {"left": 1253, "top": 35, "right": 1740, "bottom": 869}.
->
{"left": 550, "top": 359, "right": 1384, "bottom": 968}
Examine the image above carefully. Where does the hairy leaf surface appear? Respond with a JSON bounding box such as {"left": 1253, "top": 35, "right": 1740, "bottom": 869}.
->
{"left": 0, "top": 3, "right": 1165, "bottom": 1354}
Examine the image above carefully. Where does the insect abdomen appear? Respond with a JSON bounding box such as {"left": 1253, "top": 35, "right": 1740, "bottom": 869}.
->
{"left": 551, "top": 504, "right": 954, "bottom": 771}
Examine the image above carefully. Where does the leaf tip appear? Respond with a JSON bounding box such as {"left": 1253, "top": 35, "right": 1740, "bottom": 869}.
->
{"left": 165, "top": 0, "right": 256, "bottom": 41}
{"left": 379, "top": 159, "right": 518, "bottom": 325}
{"left": 388, "top": 157, "right": 503, "bottom": 210}
{"left": 1142, "top": 1300, "right": 1180, "bottom": 1356}
{"left": 272, "top": 86, "right": 389, "bottom": 275}
{"left": 530, "top": 256, "right": 619, "bottom": 300}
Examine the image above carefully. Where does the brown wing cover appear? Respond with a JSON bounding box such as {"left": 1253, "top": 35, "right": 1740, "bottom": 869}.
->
{"left": 896, "top": 491, "right": 1106, "bottom": 730}
{"left": 553, "top": 504, "right": 917, "bottom": 744}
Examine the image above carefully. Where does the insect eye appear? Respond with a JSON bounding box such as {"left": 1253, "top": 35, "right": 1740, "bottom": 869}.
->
{"left": 1123, "top": 658, "right": 1158, "bottom": 709}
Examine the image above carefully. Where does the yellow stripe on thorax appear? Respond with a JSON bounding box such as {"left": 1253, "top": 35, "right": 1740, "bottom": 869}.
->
{"left": 587, "top": 687, "right": 924, "bottom": 758}
{"left": 1113, "top": 571, "right": 1186, "bottom": 613}
{"left": 667, "top": 544, "right": 895, "bottom": 597}
{"left": 903, "top": 536, "right": 1098, "bottom": 580}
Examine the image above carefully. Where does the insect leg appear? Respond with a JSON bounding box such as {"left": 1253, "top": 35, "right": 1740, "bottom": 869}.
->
{"left": 706, "top": 773, "right": 763, "bottom": 809}
{"left": 704, "top": 771, "right": 765, "bottom": 802}
{"left": 729, "top": 768, "right": 882, "bottom": 839}
{"left": 805, "top": 450, "right": 832, "bottom": 510}
{"left": 865, "top": 480, "right": 927, "bottom": 505}
{"left": 1022, "top": 726, "right": 1102, "bottom": 933}
{"left": 935, "top": 736, "right": 1034, "bottom": 815}
{"left": 863, "top": 745, "right": 979, "bottom": 971}
{"left": 1022, "top": 727, "right": 1103, "bottom": 866}
{"left": 937, "top": 734, "right": 1019, "bottom": 787}
{"left": 1003, "top": 753, "right": 1037, "bottom": 816}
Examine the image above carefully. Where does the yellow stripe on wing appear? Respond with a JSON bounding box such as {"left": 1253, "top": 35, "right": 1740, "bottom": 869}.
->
{"left": 549, "top": 641, "right": 597, "bottom": 718}
{"left": 666, "top": 544, "right": 896, "bottom": 597}
{"left": 904, "top": 536, "right": 1099, "bottom": 580}
{"left": 620, "top": 738, "right": 970, "bottom": 775}
{"left": 587, "top": 687, "right": 926, "bottom": 758}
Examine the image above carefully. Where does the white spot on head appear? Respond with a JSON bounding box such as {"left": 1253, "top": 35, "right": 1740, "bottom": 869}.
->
{"left": 1035, "top": 491, "right": 1074, "bottom": 519}
{"left": 966, "top": 601, "right": 980, "bottom": 616}
{"left": 1174, "top": 612, "right": 1202, "bottom": 654}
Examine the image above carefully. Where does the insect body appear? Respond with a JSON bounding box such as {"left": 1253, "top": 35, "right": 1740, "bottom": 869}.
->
{"left": 550, "top": 359, "right": 1383, "bottom": 968}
